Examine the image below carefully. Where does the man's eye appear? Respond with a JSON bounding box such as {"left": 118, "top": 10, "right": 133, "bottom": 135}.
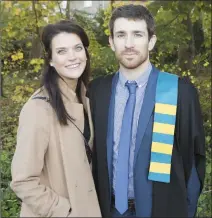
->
{"left": 117, "top": 34, "right": 125, "bottom": 38}
{"left": 135, "top": 33, "right": 143, "bottom": 37}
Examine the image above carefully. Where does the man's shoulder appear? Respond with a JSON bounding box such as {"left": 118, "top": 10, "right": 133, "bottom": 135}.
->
{"left": 175, "top": 76, "right": 200, "bottom": 109}
{"left": 89, "top": 73, "right": 115, "bottom": 91}
{"left": 159, "top": 71, "right": 197, "bottom": 95}
{"left": 178, "top": 76, "right": 197, "bottom": 95}
{"left": 157, "top": 70, "right": 198, "bottom": 101}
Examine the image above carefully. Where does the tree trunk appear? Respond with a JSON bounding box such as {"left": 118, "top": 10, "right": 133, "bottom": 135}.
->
{"left": 66, "top": 0, "right": 71, "bottom": 19}
{"left": 30, "top": 37, "right": 43, "bottom": 59}
{"left": 0, "top": 72, "right": 3, "bottom": 97}
{"left": 30, "top": 0, "right": 43, "bottom": 58}
{"left": 111, "top": 0, "right": 115, "bottom": 10}
{"left": 177, "top": 11, "right": 195, "bottom": 72}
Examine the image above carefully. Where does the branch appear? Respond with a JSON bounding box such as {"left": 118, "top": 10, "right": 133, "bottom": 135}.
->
{"left": 56, "top": 0, "right": 64, "bottom": 19}
{"left": 32, "top": 0, "right": 40, "bottom": 38}
{"left": 31, "top": 0, "right": 45, "bottom": 54}
{"left": 0, "top": 67, "right": 3, "bottom": 97}
{"left": 157, "top": 14, "right": 180, "bottom": 29}
{"left": 203, "top": 189, "right": 212, "bottom": 194}
{"left": 66, "top": 0, "right": 71, "bottom": 20}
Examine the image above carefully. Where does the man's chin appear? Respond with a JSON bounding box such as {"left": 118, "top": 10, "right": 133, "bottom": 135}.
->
{"left": 121, "top": 62, "right": 140, "bottom": 69}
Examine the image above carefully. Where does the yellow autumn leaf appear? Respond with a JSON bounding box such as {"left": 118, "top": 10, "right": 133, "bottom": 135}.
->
{"left": 8, "top": 31, "right": 16, "bottom": 38}
{"left": 5, "top": 2, "right": 12, "bottom": 9}
{"left": 17, "top": 52, "right": 23, "bottom": 59}
{"left": 26, "top": 42, "right": 32, "bottom": 47}
{"left": 203, "top": 62, "right": 209, "bottom": 67}
{"left": 11, "top": 54, "right": 17, "bottom": 61}
{"left": 15, "top": 8, "right": 21, "bottom": 16}
{"left": 11, "top": 52, "right": 23, "bottom": 61}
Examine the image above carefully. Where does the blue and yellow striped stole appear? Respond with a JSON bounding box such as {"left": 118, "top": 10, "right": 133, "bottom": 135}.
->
{"left": 148, "top": 72, "right": 178, "bottom": 183}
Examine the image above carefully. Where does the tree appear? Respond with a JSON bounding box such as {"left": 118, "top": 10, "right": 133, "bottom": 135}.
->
{"left": 1, "top": 1, "right": 211, "bottom": 217}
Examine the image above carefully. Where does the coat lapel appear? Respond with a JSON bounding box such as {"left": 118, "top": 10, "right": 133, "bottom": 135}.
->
{"left": 80, "top": 83, "right": 94, "bottom": 150}
{"left": 106, "top": 73, "right": 119, "bottom": 195}
{"left": 134, "top": 66, "right": 159, "bottom": 165}
{"left": 93, "top": 73, "right": 116, "bottom": 203}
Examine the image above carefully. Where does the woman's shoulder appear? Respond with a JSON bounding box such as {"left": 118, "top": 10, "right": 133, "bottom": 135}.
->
{"left": 20, "top": 87, "right": 52, "bottom": 119}
{"left": 30, "top": 87, "right": 49, "bottom": 101}
{"left": 17, "top": 88, "right": 52, "bottom": 150}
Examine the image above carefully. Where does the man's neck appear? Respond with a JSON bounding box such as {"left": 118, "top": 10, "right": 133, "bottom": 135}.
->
{"left": 119, "top": 60, "right": 150, "bottom": 81}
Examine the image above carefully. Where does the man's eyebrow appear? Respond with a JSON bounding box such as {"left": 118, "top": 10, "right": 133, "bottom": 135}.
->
{"left": 133, "top": 30, "right": 145, "bottom": 34}
{"left": 115, "top": 31, "right": 126, "bottom": 34}
{"left": 115, "top": 30, "right": 146, "bottom": 34}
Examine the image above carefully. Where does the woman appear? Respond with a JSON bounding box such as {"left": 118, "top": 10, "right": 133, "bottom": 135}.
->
{"left": 10, "top": 20, "right": 101, "bottom": 217}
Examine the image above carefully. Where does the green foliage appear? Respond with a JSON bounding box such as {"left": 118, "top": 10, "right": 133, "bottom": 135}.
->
{"left": 71, "top": 10, "right": 118, "bottom": 76}
{"left": 93, "top": 9, "right": 109, "bottom": 46}
{"left": 1, "top": 1, "right": 211, "bottom": 217}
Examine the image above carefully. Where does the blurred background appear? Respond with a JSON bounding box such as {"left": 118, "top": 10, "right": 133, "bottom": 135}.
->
{"left": 0, "top": 0, "right": 211, "bottom": 217}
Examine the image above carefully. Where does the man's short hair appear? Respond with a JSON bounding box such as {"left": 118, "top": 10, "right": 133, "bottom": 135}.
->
{"left": 109, "top": 4, "right": 155, "bottom": 39}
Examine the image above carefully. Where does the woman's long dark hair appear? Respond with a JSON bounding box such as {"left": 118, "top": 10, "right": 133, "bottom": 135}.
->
{"left": 41, "top": 20, "right": 90, "bottom": 125}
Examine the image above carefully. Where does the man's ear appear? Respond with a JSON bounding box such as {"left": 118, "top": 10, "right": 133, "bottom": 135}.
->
{"left": 148, "top": 35, "right": 157, "bottom": 51}
{"left": 109, "top": 36, "right": 115, "bottom": 52}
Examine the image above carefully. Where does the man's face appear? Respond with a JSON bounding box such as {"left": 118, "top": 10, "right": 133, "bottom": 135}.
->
{"left": 109, "top": 18, "right": 156, "bottom": 70}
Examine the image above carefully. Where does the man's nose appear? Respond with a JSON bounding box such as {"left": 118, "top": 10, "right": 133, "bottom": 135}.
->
{"left": 125, "top": 36, "right": 134, "bottom": 49}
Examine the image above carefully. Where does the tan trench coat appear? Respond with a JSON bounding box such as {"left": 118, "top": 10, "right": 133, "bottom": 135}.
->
{"left": 10, "top": 79, "right": 101, "bottom": 217}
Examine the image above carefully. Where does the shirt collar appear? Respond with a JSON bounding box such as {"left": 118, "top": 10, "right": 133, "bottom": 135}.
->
{"left": 118, "top": 63, "right": 152, "bottom": 88}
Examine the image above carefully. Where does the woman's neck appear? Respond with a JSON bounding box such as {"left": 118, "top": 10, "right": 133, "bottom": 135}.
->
{"left": 60, "top": 77, "right": 78, "bottom": 92}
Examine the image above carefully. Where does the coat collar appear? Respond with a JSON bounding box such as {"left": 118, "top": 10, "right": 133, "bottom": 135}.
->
{"left": 58, "top": 78, "right": 94, "bottom": 148}
{"left": 32, "top": 78, "right": 94, "bottom": 148}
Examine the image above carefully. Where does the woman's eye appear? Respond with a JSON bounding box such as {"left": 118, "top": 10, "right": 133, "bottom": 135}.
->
{"left": 75, "top": 46, "right": 83, "bottom": 51}
{"left": 57, "top": 50, "right": 66, "bottom": 54}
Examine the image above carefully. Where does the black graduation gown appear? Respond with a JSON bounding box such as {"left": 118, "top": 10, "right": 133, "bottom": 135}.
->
{"left": 88, "top": 75, "right": 205, "bottom": 217}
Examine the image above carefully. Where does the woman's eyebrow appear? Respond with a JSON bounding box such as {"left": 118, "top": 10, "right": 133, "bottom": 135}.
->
{"left": 55, "top": 43, "right": 83, "bottom": 50}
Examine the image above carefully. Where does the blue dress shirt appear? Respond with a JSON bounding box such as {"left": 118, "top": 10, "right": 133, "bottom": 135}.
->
{"left": 113, "top": 64, "right": 152, "bottom": 198}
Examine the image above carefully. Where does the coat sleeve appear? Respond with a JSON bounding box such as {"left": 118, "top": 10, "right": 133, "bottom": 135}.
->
{"left": 187, "top": 82, "right": 206, "bottom": 217}
{"left": 178, "top": 77, "right": 205, "bottom": 187}
{"left": 177, "top": 78, "right": 206, "bottom": 216}
{"left": 187, "top": 159, "right": 201, "bottom": 217}
{"left": 192, "top": 84, "right": 206, "bottom": 190}
{"left": 10, "top": 100, "right": 71, "bottom": 217}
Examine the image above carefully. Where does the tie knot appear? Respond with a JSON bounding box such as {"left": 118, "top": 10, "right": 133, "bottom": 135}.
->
{"left": 125, "top": 81, "right": 137, "bottom": 94}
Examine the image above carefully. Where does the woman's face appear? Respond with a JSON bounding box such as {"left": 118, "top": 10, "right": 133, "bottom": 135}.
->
{"left": 50, "top": 32, "right": 87, "bottom": 80}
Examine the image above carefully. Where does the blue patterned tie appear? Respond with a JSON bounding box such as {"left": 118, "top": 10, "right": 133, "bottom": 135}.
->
{"left": 115, "top": 81, "right": 137, "bottom": 214}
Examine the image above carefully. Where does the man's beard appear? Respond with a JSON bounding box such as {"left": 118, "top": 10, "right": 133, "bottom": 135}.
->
{"left": 115, "top": 50, "right": 148, "bottom": 70}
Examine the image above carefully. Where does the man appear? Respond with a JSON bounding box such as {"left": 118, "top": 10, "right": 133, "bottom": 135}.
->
{"left": 88, "top": 4, "right": 205, "bottom": 217}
